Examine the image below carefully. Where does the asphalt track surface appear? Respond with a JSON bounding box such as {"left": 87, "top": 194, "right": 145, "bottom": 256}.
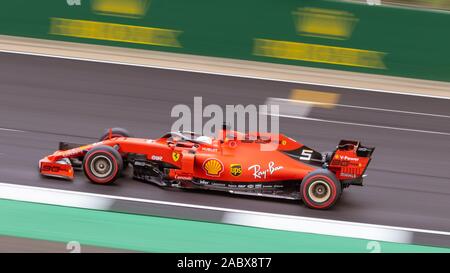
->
{"left": 0, "top": 52, "right": 449, "bottom": 232}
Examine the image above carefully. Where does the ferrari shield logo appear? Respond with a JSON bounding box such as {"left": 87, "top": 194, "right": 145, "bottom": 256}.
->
{"left": 172, "top": 152, "right": 180, "bottom": 162}
{"left": 230, "top": 164, "right": 242, "bottom": 177}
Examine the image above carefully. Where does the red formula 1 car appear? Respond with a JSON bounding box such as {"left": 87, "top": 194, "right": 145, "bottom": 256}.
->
{"left": 39, "top": 127, "right": 374, "bottom": 209}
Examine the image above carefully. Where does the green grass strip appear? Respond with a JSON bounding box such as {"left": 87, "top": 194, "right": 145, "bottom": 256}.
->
{"left": 0, "top": 199, "right": 448, "bottom": 253}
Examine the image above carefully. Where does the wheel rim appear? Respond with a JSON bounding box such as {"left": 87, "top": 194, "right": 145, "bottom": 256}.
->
{"left": 90, "top": 155, "right": 113, "bottom": 178}
{"left": 308, "top": 180, "right": 331, "bottom": 203}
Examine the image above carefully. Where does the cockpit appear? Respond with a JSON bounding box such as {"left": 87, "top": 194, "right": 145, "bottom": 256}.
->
{"left": 159, "top": 132, "right": 215, "bottom": 146}
{"left": 159, "top": 130, "right": 272, "bottom": 147}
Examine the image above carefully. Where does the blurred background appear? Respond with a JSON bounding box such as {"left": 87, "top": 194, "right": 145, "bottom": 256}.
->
{"left": 360, "top": 0, "right": 450, "bottom": 10}
{"left": 0, "top": 0, "right": 449, "bottom": 253}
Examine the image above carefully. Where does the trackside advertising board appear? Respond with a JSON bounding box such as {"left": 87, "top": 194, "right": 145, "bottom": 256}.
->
{"left": 1, "top": 0, "right": 449, "bottom": 81}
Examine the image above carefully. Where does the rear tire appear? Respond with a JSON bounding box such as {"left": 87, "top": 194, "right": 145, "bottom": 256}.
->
{"left": 83, "top": 145, "right": 123, "bottom": 184}
{"left": 300, "top": 169, "right": 341, "bottom": 210}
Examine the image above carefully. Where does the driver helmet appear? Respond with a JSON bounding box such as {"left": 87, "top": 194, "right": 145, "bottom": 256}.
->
{"left": 195, "top": 135, "right": 213, "bottom": 144}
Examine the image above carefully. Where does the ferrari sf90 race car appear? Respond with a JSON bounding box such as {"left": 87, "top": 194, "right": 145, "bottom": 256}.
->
{"left": 39, "top": 127, "right": 374, "bottom": 209}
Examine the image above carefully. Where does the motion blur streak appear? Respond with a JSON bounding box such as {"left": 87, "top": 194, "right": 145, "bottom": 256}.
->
{"left": 0, "top": 128, "right": 25, "bottom": 133}
{"left": 0, "top": 182, "right": 413, "bottom": 244}
{"left": 0, "top": 52, "right": 449, "bottom": 233}
{"left": 222, "top": 213, "right": 412, "bottom": 243}
{"left": 265, "top": 97, "right": 450, "bottom": 135}
{"left": 0, "top": 183, "right": 113, "bottom": 210}
{"left": 276, "top": 115, "right": 450, "bottom": 136}
{"left": 253, "top": 39, "right": 386, "bottom": 69}
{"left": 50, "top": 18, "right": 181, "bottom": 48}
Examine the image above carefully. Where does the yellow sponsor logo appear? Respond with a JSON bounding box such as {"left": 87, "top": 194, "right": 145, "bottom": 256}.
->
{"left": 293, "top": 8, "right": 358, "bottom": 40}
{"left": 172, "top": 152, "right": 180, "bottom": 162}
{"left": 230, "top": 164, "right": 242, "bottom": 177}
{"left": 203, "top": 158, "right": 224, "bottom": 177}
{"left": 92, "top": 0, "right": 151, "bottom": 18}
{"left": 254, "top": 38, "right": 386, "bottom": 69}
{"left": 50, "top": 18, "right": 181, "bottom": 48}
{"left": 290, "top": 90, "right": 340, "bottom": 109}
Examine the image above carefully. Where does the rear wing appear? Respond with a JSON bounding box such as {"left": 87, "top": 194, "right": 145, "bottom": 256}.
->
{"left": 328, "top": 140, "right": 375, "bottom": 181}
{"left": 337, "top": 140, "right": 375, "bottom": 157}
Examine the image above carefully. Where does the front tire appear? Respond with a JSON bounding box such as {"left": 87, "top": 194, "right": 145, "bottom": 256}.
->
{"left": 99, "top": 127, "right": 131, "bottom": 141}
{"left": 300, "top": 169, "right": 341, "bottom": 210}
{"left": 83, "top": 145, "right": 123, "bottom": 184}
{"left": 99, "top": 128, "right": 132, "bottom": 170}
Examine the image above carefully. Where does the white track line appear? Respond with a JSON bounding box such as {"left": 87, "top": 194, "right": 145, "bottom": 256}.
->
{"left": 273, "top": 114, "right": 450, "bottom": 136}
{"left": 0, "top": 127, "right": 25, "bottom": 133}
{"left": 274, "top": 98, "right": 450, "bottom": 119}
{"left": 1, "top": 48, "right": 449, "bottom": 100}
{"left": 0, "top": 183, "right": 113, "bottom": 210}
{"left": 1, "top": 182, "right": 449, "bottom": 238}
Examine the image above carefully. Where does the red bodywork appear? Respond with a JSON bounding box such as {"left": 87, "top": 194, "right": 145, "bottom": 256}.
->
{"left": 39, "top": 129, "right": 374, "bottom": 201}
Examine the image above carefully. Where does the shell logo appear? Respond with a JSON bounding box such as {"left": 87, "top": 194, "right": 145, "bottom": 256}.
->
{"left": 203, "top": 158, "right": 224, "bottom": 177}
